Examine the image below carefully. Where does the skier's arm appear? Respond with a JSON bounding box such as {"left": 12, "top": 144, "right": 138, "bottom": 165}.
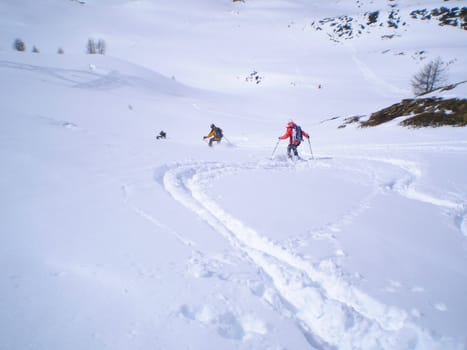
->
{"left": 204, "top": 130, "right": 215, "bottom": 139}
{"left": 279, "top": 128, "right": 291, "bottom": 140}
{"left": 302, "top": 130, "right": 310, "bottom": 138}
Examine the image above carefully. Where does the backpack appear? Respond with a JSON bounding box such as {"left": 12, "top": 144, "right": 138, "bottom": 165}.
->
{"left": 215, "top": 127, "right": 223, "bottom": 138}
{"left": 291, "top": 124, "right": 303, "bottom": 143}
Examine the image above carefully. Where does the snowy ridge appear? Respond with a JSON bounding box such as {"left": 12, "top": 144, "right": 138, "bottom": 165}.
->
{"left": 0, "top": 55, "right": 194, "bottom": 97}
{"left": 161, "top": 159, "right": 460, "bottom": 349}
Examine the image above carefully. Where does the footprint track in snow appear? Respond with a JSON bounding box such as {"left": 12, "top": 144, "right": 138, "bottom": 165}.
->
{"left": 179, "top": 303, "right": 269, "bottom": 340}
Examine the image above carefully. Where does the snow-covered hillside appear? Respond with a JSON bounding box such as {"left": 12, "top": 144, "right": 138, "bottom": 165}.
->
{"left": 1, "top": 1, "right": 466, "bottom": 349}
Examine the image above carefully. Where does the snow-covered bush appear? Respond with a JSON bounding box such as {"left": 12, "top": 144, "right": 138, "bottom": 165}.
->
{"left": 13, "top": 38, "right": 26, "bottom": 52}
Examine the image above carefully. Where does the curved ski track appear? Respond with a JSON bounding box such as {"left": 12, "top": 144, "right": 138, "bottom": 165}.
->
{"left": 158, "top": 156, "right": 464, "bottom": 350}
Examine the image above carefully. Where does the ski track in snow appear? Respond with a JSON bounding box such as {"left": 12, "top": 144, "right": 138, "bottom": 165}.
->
{"left": 376, "top": 158, "right": 463, "bottom": 210}
{"left": 0, "top": 60, "right": 104, "bottom": 86}
{"left": 121, "top": 183, "right": 196, "bottom": 248}
{"left": 345, "top": 155, "right": 467, "bottom": 236}
{"left": 348, "top": 44, "right": 408, "bottom": 96}
{"left": 159, "top": 157, "right": 462, "bottom": 349}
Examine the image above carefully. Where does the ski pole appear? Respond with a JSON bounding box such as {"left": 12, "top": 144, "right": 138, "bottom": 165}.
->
{"left": 271, "top": 139, "right": 280, "bottom": 159}
{"left": 307, "top": 138, "right": 314, "bottom": 159}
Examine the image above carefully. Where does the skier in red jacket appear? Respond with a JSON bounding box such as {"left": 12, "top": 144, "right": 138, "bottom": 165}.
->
{"left": 278, "top": 121, "right": 309, "bottom": 159}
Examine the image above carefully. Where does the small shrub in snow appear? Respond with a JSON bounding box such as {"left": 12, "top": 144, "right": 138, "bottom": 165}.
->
{"left": 13, "top": 38, "right": 26, "bottom": 52}
{"left": 32, "top": 45, "right": 39, "bottom": 53}
{"left": 245, "top": 71, "right": 263, "bottom": 84}
{"left": 367, "top": 11, "right": 379, "bottom": 25}
{"left": 57, "top": 47, "right": 64, "bottom": 54}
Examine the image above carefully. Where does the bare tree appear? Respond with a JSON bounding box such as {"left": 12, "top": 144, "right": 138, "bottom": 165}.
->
{"left": 411, "top": 57, "right": 448, "bottom": 96}
{"left": 86, "top": 38, "right": 97, "bottom": 54}
{"left": 97, "top": 39, "right": 106, "bottom": 55}
{"left": 86, "top": 38, "right": 106, "bottom": 54}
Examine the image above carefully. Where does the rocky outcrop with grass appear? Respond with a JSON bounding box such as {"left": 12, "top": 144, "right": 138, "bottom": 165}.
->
{"left": 361, "top": 97, "right": 467, "bottom": 128}
{"left": 410, "top": 7, "right": 467, "bottom": 30}
{"left": 336, "top": 81, "right": 467, "bottom": 128}
{"left": 310, "top": 2, "right": 466, "bottom": 43}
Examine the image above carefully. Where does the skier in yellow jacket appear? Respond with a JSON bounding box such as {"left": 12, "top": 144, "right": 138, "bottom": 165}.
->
{"left": 203, "top": 124, "right": 223, "bottom": 147}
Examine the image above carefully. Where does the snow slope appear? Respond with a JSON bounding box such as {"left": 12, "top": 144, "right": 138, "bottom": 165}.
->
{"left": 1, "top": 0, "right": 466, "bottom": 349}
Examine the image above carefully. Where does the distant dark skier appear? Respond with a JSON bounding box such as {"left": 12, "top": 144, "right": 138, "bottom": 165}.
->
{"left": 156, "top": 130, "right": 167, "bottom": 139}
{"left": 278, "top": 120, "right": 309, "bottom": 159}
{"left": 203, "top": 124, "right": 223, "bottom": 147}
